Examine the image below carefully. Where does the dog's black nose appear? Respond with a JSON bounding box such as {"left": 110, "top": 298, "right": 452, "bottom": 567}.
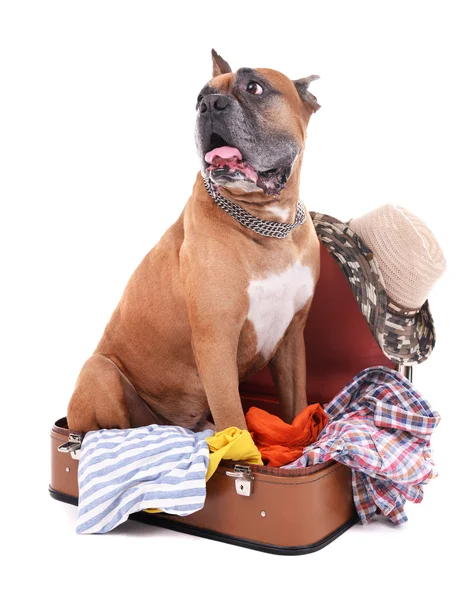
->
{"left": 200, "top": 94, "right": 230, "bottom": 114}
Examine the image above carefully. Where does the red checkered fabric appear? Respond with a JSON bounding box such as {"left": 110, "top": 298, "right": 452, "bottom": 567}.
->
{"left": 283, "top": 367, "right": 440, "bottom": 524}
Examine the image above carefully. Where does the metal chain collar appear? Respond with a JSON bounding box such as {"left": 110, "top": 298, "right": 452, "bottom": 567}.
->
{"left": 203, "top": 178, "right": 306, "bottom": 239}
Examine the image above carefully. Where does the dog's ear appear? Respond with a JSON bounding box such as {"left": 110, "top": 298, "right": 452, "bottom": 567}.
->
{"left": 211, "top": 49, "right": 232, "bottom": 77}
{"left": 293, "top": 75, "right": 321, "bottom": 112}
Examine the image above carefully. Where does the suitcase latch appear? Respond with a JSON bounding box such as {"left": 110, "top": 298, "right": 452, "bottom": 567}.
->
{"left": 225, "top": 465, "right": 254, "bottom": 497}
{"left": 58, "top": 433, "right": 82, "bottom": 460}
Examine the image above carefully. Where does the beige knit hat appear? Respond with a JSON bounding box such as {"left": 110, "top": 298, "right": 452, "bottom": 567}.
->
{"left": 348, "top": 205, "right": 446, "bottom": 311}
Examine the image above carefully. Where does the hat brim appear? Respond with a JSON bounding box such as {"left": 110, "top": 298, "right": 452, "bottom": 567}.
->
{"left": 310, "top": 212, "right": 436, "bottom": 365}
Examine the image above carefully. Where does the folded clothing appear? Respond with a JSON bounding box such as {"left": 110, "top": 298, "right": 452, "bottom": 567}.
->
{"left": 76, "top": 425, "right": 262, "bottom": 534}
{"left": 283, "top": 366, "right": 441, "bottom": 525}
{"left": 246, "top": 403, "right": 328, "bottom": 467}
{"left": 76, "top": 425, "right": 212, "bottom": 534}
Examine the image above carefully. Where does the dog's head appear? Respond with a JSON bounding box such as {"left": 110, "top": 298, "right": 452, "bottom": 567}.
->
{"left": 195, "top": 50, "right": 320, "bottom": 196}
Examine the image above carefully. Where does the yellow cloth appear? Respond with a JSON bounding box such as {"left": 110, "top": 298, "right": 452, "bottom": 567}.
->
{"left": 144, "top": 427, "right": 262, "bottom": 514}
{"left": 205, "top": 426, "right": 263, "bottom": 480}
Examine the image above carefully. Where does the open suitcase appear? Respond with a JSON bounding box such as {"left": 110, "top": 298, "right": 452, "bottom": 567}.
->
{"left": 50, "top": 242, "right": 409, "bottom": 554}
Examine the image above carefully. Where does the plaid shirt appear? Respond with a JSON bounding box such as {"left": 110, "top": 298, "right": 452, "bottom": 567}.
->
{"left": 283, "top": 366, "right": 440, "bottom": 525}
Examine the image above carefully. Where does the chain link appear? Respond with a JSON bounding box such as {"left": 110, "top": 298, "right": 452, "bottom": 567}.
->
{"left": 203, "top": 178, "right": 306, "bottom": 239}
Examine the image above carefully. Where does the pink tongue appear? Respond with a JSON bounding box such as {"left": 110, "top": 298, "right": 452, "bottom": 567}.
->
{"left": 205, "top": 146, "right": 242, "bottom": 164}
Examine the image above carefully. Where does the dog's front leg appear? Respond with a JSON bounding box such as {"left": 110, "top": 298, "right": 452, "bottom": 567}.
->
{"left": 182, "top": 255, "right": 247, "bottom": 431}
{"left": 191, "top": 330, "right": 247, "bottom": 431}
{"left": 268, "top": 307, "right": 310, "bottom": 424}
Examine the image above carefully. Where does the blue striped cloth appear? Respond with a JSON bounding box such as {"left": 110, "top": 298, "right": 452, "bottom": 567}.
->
{"left": 76, "top": 424, "right": 213, "bottom": 534}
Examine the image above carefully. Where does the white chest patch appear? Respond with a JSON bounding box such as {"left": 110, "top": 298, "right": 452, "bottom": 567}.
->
{"left": 247, "top": 261, "right": 315, "bottom": 360}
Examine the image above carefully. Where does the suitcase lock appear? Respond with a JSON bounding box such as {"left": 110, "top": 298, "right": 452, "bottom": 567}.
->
{"left": 225, "top": 465, "right": 254, "bottom": 497}
{"left": 58, "top": 433, "right": 83, "bottom": 460}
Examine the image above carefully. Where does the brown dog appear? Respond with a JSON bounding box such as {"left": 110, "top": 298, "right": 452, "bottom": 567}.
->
{"left": 67, "top": 51, "right": 321, "bottom": 434}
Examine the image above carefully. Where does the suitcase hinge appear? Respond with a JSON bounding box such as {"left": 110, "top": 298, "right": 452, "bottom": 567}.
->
{"left": 57, "top": 433, "right": 83, "bottom": 460}
{"left": 225, "top": 464, "right": 254, "bottom": 496}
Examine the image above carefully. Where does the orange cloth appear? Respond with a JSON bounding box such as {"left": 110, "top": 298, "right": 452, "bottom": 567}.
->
{"left": 246, "top": 404, "right": 329, "bottom": 467}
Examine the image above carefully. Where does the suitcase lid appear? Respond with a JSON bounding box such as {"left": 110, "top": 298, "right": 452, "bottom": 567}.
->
{"left": 240, "top": 242, "right": 396, "bottom": 408}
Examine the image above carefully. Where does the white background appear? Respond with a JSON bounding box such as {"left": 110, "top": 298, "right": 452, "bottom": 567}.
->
{"left": 1, "top": 1, "right": 459, "bottom": 598}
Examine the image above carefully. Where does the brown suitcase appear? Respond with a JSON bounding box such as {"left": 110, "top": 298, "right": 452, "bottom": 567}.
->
{"left": 49, "top": 243, "right": 405, "bottom": 554}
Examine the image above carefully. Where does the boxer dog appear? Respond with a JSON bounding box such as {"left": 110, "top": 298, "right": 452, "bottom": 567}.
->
{"left": 67, "top": 51, "right": 321, "bottom": 433}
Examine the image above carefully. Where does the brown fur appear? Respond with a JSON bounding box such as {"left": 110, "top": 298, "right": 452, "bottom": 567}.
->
{"left": 67, "top": 61, "right": 320, "bottom": 434}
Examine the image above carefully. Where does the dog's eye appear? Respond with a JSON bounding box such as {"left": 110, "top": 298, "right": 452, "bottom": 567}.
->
{"left": 246, "top": 81, "right": 263, "bottom": 95}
